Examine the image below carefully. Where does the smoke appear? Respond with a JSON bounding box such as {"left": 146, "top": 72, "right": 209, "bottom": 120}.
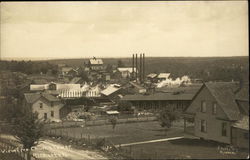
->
{"left": 156, "top": 75, "right": 191, "bottom": 88}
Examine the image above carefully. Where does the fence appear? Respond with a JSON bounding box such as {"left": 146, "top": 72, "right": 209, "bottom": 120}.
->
{"left": 45, "top": 116, "right": 157, "bottom": 129}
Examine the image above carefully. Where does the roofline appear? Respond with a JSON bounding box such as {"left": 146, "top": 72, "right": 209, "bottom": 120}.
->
{"left": 205, "top": 83, "right": 234, "bottom": 121}
{"left": 183, "top": 83, "right": 205, "bottom": 112}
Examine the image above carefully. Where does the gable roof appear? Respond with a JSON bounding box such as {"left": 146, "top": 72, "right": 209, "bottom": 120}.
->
{"left": 24, "top": 92, "right": 61, "bottom": 104}
{"left": 56, "top": 84, "right": 81, "bottom": 90}
{"left": 235, "top": 83, "right": 249, "bottom": 101}
{"left": 147, "top": 73, "right": 158, "bottom": 78}
{"left": 30, "top": 84, "right": 46, "bottom": 91}
{"left": 158, "top": 73, "right": 170, "bottom": 79}
{"left": 89, "top": 58, "right": 103, "bottom": 65}
{"left": 69, "top": 77, "right": 83, "bottom": 84}
{"left": 101, "top": 86, "right": 121, "bottom": 96}
{"left": 61, "top": 67, "right": 73, "bottom": 72}
{"left": 205, "top": 82, "right": 241, "bottom": 121}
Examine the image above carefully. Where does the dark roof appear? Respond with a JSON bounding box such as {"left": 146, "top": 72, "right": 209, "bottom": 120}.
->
{"left": 205, "top": 82, "right": 241, "bottom": 121}
{"left": 24, "top": 92, "right": 61, "bottom": 104}
{"left": 235, "top": 83, "right": 249, "bottom": 101}
{"left": 122, "top": 92, "right": 194, "bottom": 101}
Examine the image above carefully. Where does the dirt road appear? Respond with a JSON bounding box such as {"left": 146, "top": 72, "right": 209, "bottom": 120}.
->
{"left": 33, "top": 139, "right": 107, "bottom": 160}
{"left": 0, "top": 134, "right": 107, "bottom": 160}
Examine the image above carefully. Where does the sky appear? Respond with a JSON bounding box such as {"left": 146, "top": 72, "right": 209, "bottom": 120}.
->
{"left": 0, "top": 1, "right": 248, "bottom": 60}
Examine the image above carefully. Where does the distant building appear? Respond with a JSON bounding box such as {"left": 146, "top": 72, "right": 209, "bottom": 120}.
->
{"left": 24, "top": 92, "right": 64, "bottom": 121}
{"left": 69, "top": 77, "right": 84, "bottom": 84}
{"left": 61, "top": 67, "right": 78, "bottom": 78}
{"left": 121, "top": 91, "right": 197, "bottom": 112}
{"left": 183, "top": 82, "right": 249, "bottom": 148}
{"left": 89, "top": 57, "right": 104, "bottom": 71}
{"left": 157, "top": 73, "right": 171, "bottom": 81}
{"left": 117, "top": 67, "right": 137, "bottom": 78}
{"left": 147, "top": 73, "right": 158, "bottom": 82}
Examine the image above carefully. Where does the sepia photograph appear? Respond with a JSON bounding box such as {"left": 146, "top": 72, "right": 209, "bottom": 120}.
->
{"left": 0, "top": 1, "right": 249, "bottom": 160}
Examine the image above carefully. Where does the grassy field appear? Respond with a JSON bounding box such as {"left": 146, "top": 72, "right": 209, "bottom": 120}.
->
{"left": 51, "top": 121, "right": 184, "bottom": 145}
{"left": 50, "top": 120, "right": 249, "bottom": 159}
{"left": 122, "top": 138, "right": 249, "bottom": 159}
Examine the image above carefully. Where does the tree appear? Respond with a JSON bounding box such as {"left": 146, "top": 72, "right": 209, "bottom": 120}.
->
{"left": 106, "top": 64, "right": 113, "bottom": 73}
{"left": 13, "top": 109, "right": 44, "bottom": 160}
{"left": 117, "top": 101, "right": 133, "bottom": 113}
{"left": 117, "top": 60, "right": 125, "bottom": 68}
{"left": 109, "top": 116, "right": 117, "bottom": 131}
{"left": 157, "top": 109, "right": 180, "bottom": 135}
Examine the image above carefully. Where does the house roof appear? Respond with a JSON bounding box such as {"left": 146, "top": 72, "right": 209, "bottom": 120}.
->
{"left": 129, "top": 81, "right": 145, "bottom": 90}
{"left": 61, "top": 67, "right": 73, "bottom": 72}
{"left": 158, "top": 73, "right": 170, "bottom": 79}
{"left": 117, "top": 67, "right": 136, "bottom": 73}
{"left": 89, "top": 58, "right": 103, "bottom": 65}
{"left": 30, "top": 84, "right": 46, "bottom": 91}
{"left": 205, "top": 82, "right": 241, "bottom": 121}
{"left": 235, "top": 83, "right": 249, "bottom": 101}
{"left": 101, "top": 86, "right": 121, "bottom": 96}
{"left": 24, "top": 92, "right": 60, "bottom": 104}
{"left": 233, "top": 116, "right": 249, "bottom": 130}
{"left": 69, "top": 77, "right": 83, "bottom": 84}
{"left": 56, "top": 84, "right": 81, "bottom": 90}
{"left": 147, "top": 73, "right": 158, "bottom": 78}
{"left": 122, "top": 92, "right": 194, "bottom": 101}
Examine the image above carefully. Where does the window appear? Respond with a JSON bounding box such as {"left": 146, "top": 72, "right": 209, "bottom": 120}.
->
{"left": 39, "top": 103, "right": 43, "bottom": 109}
{"left": 51, "top": 102, "right": 54, "bottom": 107}
{"left": 201, "top": 120, "right": 207, "bottom": 133}
{"left": 244, "top": 133, "right": 249, "bottom": 139}
{"left": 201, "top": 101, "right": 206, "bottom": 113}
{"left": 44, "top": 113, "right": 47, "bottom": 120}
{"left": 51, "top": 111, "right": 54, "bottom": 117}
{"left": 222, "top": 122, "right": 227, "bottom": 136}
{"left": 212, "top": 102, "right": 217, "bottom": 114}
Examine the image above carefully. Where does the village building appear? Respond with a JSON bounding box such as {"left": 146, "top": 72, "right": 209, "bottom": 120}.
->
{"left": 100, "top": 85, "right": 123, "bottom": 102}
{"left": 157, "top": 73, "right": 171, "bottom": 81}
{"left": 60, "top": 67, "right": 78, "bottom": 78}
{"left": 147, "top": 73, "right": 158, "bottom": 82}
{"left": 88, "top": 57, "right": 104, "bottom": 71}
{"left": 183, "top": 82, "right": 249, "bottom": 148}
{"left": 117, "top": 67, "right": 136, "bottom": 78}
{"left": 24, "top": 92, "right": 64, "bottom": 121}
{"left": 121, "top": 91, "right": 196, "bottom": 112}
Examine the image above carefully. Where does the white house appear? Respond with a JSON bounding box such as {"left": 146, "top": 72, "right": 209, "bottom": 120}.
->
{"left": 24, "top": 92, "right": 64, "bottom": 121}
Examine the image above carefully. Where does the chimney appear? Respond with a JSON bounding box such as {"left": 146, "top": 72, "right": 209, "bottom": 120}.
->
{"left": 132, "top": 54, "right": 134, "bottom": 79}
{"left": 143, "top": 53, "right": 145, "bottom": 83}
{"left": 139, "top": 54, "right": 142, "bottom": 83}
{"left": 135, "top": 54, "right": 138, "bottom": 82}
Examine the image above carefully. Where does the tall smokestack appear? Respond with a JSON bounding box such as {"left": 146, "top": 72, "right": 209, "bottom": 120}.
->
{"left": 143, "top": 53, "right": 145, "bottom": 83}
{"left": 140, "top": 54, "right": 142, "bottom": 83}
{"left": 135, "top": 54, "right": 138, "bottom": 82}
{"left": 132, "top": 54, "right": 134, "bottom": 79}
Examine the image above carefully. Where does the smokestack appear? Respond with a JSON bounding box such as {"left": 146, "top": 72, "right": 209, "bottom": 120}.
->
{"left": 135, "top": 54, "right": 138, "bottom": 82}
{"left": 132, "top": 54, "right": 134, "bottom": 79}
{"left": 143, "top": 53, "right": 145, "bottom": 82}
{"left": 140, "top": 54, "right": 142, "bottom": 83}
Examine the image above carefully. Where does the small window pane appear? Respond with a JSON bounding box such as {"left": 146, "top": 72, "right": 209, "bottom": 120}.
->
{"left": 213, "top": 103, "right": 217, "bottom": 114}
{"left": 222, "top": 122, "right": 227, "bottom": 136}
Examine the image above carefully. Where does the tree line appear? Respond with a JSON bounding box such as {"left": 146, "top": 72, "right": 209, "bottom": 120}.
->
{"left": 0, "top": 60, "right": 58, "bottom": 75}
